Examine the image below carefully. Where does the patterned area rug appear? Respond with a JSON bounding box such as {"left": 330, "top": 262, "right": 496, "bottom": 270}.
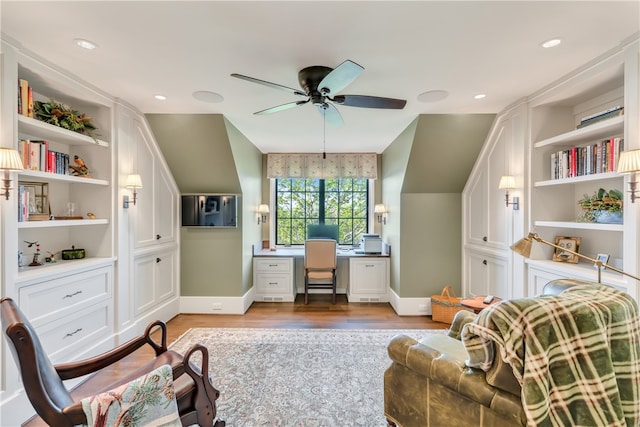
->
{"left": 169, "top": 328, "right": 443, "bottom": 427}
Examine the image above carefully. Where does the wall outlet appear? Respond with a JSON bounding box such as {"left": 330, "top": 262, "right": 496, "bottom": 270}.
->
{"left": 211, "top": 303, "right": 223, "bottom": 311}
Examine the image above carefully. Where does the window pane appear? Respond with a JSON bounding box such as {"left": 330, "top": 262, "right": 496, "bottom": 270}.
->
{"left": 275, "top": 177, "right": 369, "bottom": 245}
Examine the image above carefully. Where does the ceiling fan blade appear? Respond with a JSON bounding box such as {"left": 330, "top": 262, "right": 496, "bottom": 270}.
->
{"left": 317, "top": 60, "right": 364, "bottom": 96}
{"left": 316, "top": 103, "right": 343, "bottom": 127}
{"left": 255, "top": 99, "right": 309, "bottom": 115}
{"left": 231, "top": 73, "right": 307, "bottom": 97}
{"left": 331, "top": 95, "right": 407, "bottom": 109}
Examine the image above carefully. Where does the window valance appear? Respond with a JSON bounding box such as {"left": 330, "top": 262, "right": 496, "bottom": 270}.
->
{"left": 266, "top": 153, "right": 377, "bottom": 179}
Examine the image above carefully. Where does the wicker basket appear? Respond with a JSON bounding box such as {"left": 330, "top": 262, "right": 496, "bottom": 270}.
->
{"left": 431, "top": 285, "right": 466, "bottom": 324}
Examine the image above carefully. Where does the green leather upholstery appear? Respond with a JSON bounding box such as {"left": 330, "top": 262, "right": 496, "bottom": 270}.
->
{"left": 384, "top": 279, "right": 598, "bottom": 427}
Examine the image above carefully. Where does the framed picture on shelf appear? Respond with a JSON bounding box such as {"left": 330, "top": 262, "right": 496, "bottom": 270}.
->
{"left": 19, "top": 181, "right": 50, "bottom": 221}
{"left": 594, "top": 253, "right": 610, "bottom": 270}
{"left": 552, "top": 236, "right": 581, "bottom": 264}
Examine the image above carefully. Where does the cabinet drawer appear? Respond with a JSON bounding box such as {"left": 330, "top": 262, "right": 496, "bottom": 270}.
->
{"left": 19, "top": 266, "right": 112, "bottom": 326}
{"left": 37, "top": 302, "right": 111, "bottom": 362}
{"left": 255, "top": 274, "right": 291, "bottom": 293}
{"left": 254, "top": 258, "right": 292, "bottom": 273}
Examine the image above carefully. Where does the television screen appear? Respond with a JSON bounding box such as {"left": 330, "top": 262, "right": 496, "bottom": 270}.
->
{"left": 181, "top": 194, "right": 238, "bottom": 228}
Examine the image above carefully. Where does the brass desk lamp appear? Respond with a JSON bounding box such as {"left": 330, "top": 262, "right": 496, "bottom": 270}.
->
{"left": 511, "top": 232, "right": 640, "bottom": 283}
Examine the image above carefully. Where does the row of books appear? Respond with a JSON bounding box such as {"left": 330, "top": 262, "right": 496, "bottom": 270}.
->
{"left": 550, "top": 137, "right": 624, "bottom": 180}
{"left": 18, "top": 78, "right": 34, "bottom": 118}
{"left": 576, "top": 106, "right": 624, "bottom": 129}
{"left": 18, "top": 139, "right": 71, "bottom": 175}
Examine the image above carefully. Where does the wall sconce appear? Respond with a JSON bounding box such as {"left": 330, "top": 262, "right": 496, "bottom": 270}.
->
{"left": 374, "top": 204, "right": 387, "bottom": 225}
{"left": 498, "top": 175, "right": 519, "bottom": 210}
{"left": 617, "top": 149, "right": 640, "bottom": 203}
{"left": 257, "top": 204, "right": 269, "bottom": 224}
{"left": 123, "top": 174, "right": 143, "bottom": 208}
{"left": 0, "top": 148, "right": 25, "bottom": 200}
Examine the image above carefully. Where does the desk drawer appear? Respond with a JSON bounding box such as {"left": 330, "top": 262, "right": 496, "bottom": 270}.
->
{"left": 19, "top": 266, "right": 112, "bottom": 325}
{"left": 255, "top": 274, "right": 291, "bottom": 293}
{"left": 254, "top": 258, "right": 293, "bottom": 273}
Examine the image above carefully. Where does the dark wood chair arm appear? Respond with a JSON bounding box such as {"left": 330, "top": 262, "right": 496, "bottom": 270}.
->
{"left": 181, "top": 344, "right": 224, "bottom": 426}
{"left": 55, "top": 320, "right": 168, "bottom": 380}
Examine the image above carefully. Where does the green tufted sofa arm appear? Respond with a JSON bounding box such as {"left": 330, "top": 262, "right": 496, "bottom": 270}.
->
{"left": 384, "top": 322, "right": 525, "bottom": 426}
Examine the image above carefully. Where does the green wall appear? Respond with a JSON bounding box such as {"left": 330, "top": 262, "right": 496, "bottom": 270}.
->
{"left": 382, "top": 114, "right": 495, "bottom": 298}
{"left": 146, "top": 114, "right": 262, "bottom": 297}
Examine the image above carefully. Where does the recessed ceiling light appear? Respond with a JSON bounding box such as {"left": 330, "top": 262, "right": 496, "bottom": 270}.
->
{"left": 154, "top": 95, "right": 167, "bottom": 101}
{"left": 474, "top": 94, "right": 486, "bottom": 100}
{"left": 541, "top": 38, "right": 562, "bottom": 49}
{"left": 417, "top": 90, "right": 449, "bottom": 103}
{"left": 74, "top": 38, "right": 97, "bottom": 50}
{"left": 193, "top": 90, "right": 224, "bottom": 103}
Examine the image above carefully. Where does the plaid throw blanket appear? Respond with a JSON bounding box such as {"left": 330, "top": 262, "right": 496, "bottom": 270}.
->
{"left": 461, "top": 284, "right": 640, "bottom": 427}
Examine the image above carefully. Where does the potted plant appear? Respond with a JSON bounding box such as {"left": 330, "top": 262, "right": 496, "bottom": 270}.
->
{"left": 577, "top": 188, "right": 623, "bottom": 223}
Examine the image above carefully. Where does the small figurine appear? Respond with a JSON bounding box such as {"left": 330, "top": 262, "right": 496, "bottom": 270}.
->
{"left": 87, "top": 212, "right": 96, "bottom": 219}
{"left": 69, "top": 155, "right": 91, "bottom": 177}
{"left": 46, "top": 251, "right": 58, "bottom": 263}
{"left": 29, "top": 243, "right": 42, "bottom": 266}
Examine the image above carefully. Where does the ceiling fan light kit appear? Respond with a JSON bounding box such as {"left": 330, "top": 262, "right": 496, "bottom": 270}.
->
{"left": 231, "top": 59, "right": 407, "bottom": 127}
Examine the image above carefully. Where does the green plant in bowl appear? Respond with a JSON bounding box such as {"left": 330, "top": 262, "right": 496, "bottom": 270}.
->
{"left": 577, "top": 188, "right": 623, "bottom": 223}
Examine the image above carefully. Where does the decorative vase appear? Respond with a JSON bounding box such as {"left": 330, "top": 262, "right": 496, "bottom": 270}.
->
{"left": 595, "top": 211, "right": 623, "bottom": 224}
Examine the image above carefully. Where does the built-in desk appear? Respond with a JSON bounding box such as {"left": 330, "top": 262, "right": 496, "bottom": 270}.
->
{"left": 253, "top": 246, "right": 390, "bottom": 302}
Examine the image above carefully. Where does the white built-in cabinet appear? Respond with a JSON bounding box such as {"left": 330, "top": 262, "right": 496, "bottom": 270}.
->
{"left": 464, "top": 36, "right": 639, "bottom": 302}
{"left": 0, "top": 39, "right": 181, "bottom": 425}
{"left": 253, "top": 257, "right": 295, "bottom": 301}
{"left": 526, "top": 38, "right": 639, "bottom": 299}
{"left": 463, "top": 105, "right": 526, "bottom": 300}
{"left": 348, "top": 257, "right": 389, "bottom": 302}
{"left": 119, "top": 108, "right": 180, "bottom": 326}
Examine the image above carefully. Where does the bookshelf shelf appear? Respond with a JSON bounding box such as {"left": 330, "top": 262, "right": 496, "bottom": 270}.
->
{"left": 18, "top": 169, "right": 109, "bottom": 186}
{"left": 534, "top": 172, "right": 620, "bottom": 187}
{"left": 18, "top": 219, "right": 109, "bottom": 229}
{"left": 534, "top": 220, "right": 623, "bottom": 232}
{"left": 18, "top": 115, "right": 109, "bottom": 147}
{"left": 533, "top": 115, "right": 623, "bottom": 149}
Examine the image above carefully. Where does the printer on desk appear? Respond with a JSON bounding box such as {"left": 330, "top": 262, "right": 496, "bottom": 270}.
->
{"left": 360, "top": 234, "right": 383, "bottom": 254}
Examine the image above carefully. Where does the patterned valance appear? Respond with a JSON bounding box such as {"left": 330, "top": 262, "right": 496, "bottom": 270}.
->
{"left": 266, "top": 153, "right": 377, "bottom": 179}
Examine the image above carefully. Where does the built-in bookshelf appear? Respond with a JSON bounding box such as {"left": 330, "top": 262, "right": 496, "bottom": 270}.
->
{"left": 527, "top": 40, "right": 638, "bottom": 294}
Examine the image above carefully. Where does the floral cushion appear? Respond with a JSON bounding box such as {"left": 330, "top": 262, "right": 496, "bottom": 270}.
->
{"left": 82, "top": 364, "right": 181, "bottom": 427}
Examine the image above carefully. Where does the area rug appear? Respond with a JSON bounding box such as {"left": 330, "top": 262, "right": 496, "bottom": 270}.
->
{"left": 169, "top": 328, "right": 444, "bottom": 426}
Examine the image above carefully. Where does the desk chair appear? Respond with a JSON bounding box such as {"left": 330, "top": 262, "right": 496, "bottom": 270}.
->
{"left": 1, "top": 297, "right": 224, "bottom": 427}
{"left": 304, "top": 239, "right": 337, "bottom": 304}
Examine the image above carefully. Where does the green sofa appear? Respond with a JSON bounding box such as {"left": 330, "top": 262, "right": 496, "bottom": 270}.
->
{"left": 383, "top": 279, "right": 614, "bottom": 427}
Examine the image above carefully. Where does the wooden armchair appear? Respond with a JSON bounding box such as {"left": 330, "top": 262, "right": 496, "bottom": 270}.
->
{"left": 1, "top": 297, "right": 225, "bottom": 426}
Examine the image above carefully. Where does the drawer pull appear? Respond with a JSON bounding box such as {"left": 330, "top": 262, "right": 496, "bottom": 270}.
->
{"left": 268, "top": 282, "right": 278, "bottom": 285}
{"left": 156, "top": 257, "right": 162, "bottom": 263}
{"left": 156, "top": 234, "right": 161, "bottom": 240}
{"left": 482, "top": 259, "right": 488, "bottom": 265}
{"left": 483, "top": 236, "right": 488, "bottom": 242}
{"left": 64, "top": 328, "right": 83, "bottom": 338}
{"left": 365, "top": 264, "right": 375, "bottom": 267}
{"left": 268, "top": 264, "right": 278, "bottom": 267}
{"left": 62, "top": 291, "right": 83, "bottom": 299}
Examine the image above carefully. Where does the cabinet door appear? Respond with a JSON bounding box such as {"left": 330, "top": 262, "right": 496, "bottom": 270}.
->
{"left": 466, "top": 167, "right": 488, "bottom": 246}
{"left": 466, "top": 251, "right": 509, "bottom": 298}
{"left": 133, "top": 255, "right": 155, "bottom": 315}
{"left": 154, "top": 165, "right": 176, "bottom": 244}
{"left": 349, "top": 258, "right": 389, "bottom": 296}
{"left": 155, "top": 250, "right": 177, "bottom": 302}
{"left": 133, "top": 119, "right": 177, "bottom": 247}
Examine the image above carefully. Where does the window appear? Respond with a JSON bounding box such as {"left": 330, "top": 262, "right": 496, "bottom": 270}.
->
{"left": 275, "top": 178, "right": 369, "bottom": 245}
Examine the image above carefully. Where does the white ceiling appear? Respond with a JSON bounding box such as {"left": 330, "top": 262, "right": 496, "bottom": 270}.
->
{"left": 2, "top": 1, "right": 639, "bottom": 154}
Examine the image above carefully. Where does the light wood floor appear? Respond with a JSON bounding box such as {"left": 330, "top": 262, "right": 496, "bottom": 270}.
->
{"left": 24, "top": 294, "right": 446, "bottom": 426}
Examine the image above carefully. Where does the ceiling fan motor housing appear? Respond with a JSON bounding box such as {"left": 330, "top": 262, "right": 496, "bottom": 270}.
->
{"left": 298, "top": 66, "right": 333, "bottom": 104}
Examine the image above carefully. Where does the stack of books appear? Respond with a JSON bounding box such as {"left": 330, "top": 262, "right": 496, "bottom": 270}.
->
{"left": 576, "top": 106, "right": 624, "bottom": 129}
{"left": 550, "top": 137, "right": 624, "bottom": 180}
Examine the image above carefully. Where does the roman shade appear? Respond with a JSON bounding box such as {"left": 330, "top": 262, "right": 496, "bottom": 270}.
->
{"left": 266, "top": 153, "right": 377, "bottom": 179}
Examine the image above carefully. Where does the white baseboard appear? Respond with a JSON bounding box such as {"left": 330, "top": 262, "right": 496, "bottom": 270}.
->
{"left": 388, "top": 288, "right": 433, "bottom": 316}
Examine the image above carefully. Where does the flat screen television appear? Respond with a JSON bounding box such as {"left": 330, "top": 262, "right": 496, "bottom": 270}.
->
{"left": 181, "top": 194, "right": 238, "bottom": 228}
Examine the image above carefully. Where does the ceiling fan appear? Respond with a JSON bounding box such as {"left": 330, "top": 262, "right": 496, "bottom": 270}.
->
{"left": 231, "top": 60, "right": 407, "bottom": 127}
